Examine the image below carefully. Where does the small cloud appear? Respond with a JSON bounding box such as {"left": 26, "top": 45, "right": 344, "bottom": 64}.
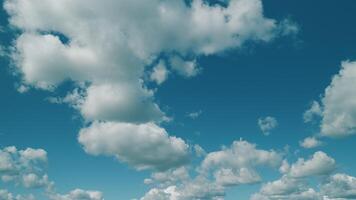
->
{"left": 299, "top": 137, "right": 323, "bottom": 149}
{"left": 194, "top": 144, "right": 206, "bottom": 157}
{"left": 16, "top": 85, "right": 30, "bottom": 93}
{"left": 187, "top": 110, "right": 202, "bottom": 119}
{"left": 258, "top": 116, "right": 278, "bottom": 136}
{"left": 150, "top": 60, "right": 169, "bottom": 85}
{"left": 170, "top": 55, "right": 201, "bottom": 78}
{"left": 303, "top": 101, "right": 322, "bottom": 123}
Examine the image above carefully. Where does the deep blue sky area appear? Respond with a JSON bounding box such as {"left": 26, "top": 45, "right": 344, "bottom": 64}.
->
{"left": 1, "top": 0, "right": 356, "bottom": 200}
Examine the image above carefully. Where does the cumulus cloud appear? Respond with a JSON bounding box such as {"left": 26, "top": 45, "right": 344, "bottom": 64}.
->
{"left": 299, "top": 137, "right": 323, "bottom": 149}
{"left": 141, "top": 177, "right": 225, "bottom": 200}
{"left": 320, "top": 61, "right": 356, "bottom": 137}
{"left": 287, "top": 151, "right": 336, "bottom": 178}
{"left": 48, "top": 189, "right": 103, "bottom": 200}
{"left": 140, "top": 139, "right": 283, "bottom": 200}
{"left": 170, "top": 56, "right": 200, "bottom": 78}
{"left": 251, "top": 177, "right": 320, "bottom": 200}
{"left": 303, "top": 101, "right": 322, "bottom": 123}
{"left": 0, "top": 146, "right": 49, "bottom": 188}
{"left": 78, "top": 121, "right": 190, "bottom": 171}
{"left": 305, "top": 61, "right": 356, "bottom": 137}
{"left": 321, "top": 173, "right": 356, "bottom": 199}
{"left": 258, "top": 116, "right": 278, "bottom": 135}
{"left": 0, "top": 146, "right": 103, "bottom": 200}
{"left": 3, "top": 0, "right": 297, "bottom": 172}
{"left": 200, "top": 139, "right": 282, "bottom": 187}
{"left": 0, "top": 190, "right": 35, "bottom": 200}
{"left": 4, "top": 0, "right": 295, "bottom": 118}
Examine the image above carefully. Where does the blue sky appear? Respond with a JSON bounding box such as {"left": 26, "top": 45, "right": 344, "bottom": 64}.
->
{"left": 1, "top": 0, "right": 356, "bottom": 200}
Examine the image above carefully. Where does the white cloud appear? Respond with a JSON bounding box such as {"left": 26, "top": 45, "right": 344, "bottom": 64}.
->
{"left": 0, "top": 146, "right": 103, "bottom": 200}
{"left": 187, "top": 110, "right": 202, "bottom": 119}
{"left": 78, "top": 121, "right": 190, "bottom": 171}
{"left": 307, "top": 61, "right": 356, "bottom": 137}
{"left": 0, "top": 190, "right": 35, "bottom": 200}
{"left": 201, "top": 140, "right": 282, "bottom": 172}
{"left": 0, "top": 146, "right": 49, "bottom": 188}
{"left": 150, "top": 61, "right": 169, "bottom": 85}
{"left": 140, "top": 139, "right": 282, "bottom": 200}
{"left": 299, "top": 137, "right": 323, "bottom": 149}
{"left": 321, "top": 173, "right": 356, "bottom": 199}
{"left": 251, "top": 177, "right": 321, "bottom": 200}
{"left": 214, "top": 167, "right": 261, "bottom": 186}
{"left": 170, "top": 56, "right": 200, "bottom": 78}
{"left": 193, "top": 144, "right": 206, "bottom": 157}
{"left": 303, "top": 101, "right": 322, "bottom": 123}
{"left": 144, "top": 167, "right": 190, "bottom": 187}
{"left": 4, "top": 0, "right": 294, "bottom": 118}
{"left": 319, "top": 61, "right": 356, "bottom": 137}
{"left": 258, "top": 116, "right": 278, "bottom": 135}
{"left": 287, "top": 151, "right": 336, "bottom": 178}
{"left": 48, "top": 189, "right": 103, "bottom": 200}
{"left": 4, "top": 0, "right": 297, "bottom": 172}
{"left": 141, "top": 177, "right": 225, "bottom": 200}
{"left": 79, "top": 83, "right": 164, "bottom": 123}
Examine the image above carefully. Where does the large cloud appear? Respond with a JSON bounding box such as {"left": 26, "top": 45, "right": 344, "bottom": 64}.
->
{"left": 78, "top": 121, "right": 190, "bottom": 171}
{"left": 4, "top": 0, "right": 294, "bottom": 111}
{"left": 305, "top": 61, "right": 356, "bottom": 137}
{"left": 321, "top": 173, "right": 356, "bottom": 199}
{"left": 4, "top": 0, "right": 297, "bottom": 172}
{"left": 286, "top": 151, "right": 336, "bottom": 178}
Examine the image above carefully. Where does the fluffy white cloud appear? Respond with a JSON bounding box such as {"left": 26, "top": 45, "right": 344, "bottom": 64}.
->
{"left": 214, "top": 167, "right": 261, "bottom": 186}
{"left": 78, "top": 121, "right": 190, "bottom": 171}
{"left": 48, "top": 189, "right": 103, "bottom": 200}
{"left": 307, "top": 61, "right": 356, "bottom": 137}
{"left": 299, "top": 137, "right": 323, "bottom": 149}
{"left": 4, "top": 0, "right": 295, "bottom": 121}
{"left": 0, "top": 146, "right": 49, "bottom": 188}
{"left": 0, "top": 190, "right": 35, "bottom": 200}
{"left": 201, "top": 140, "right": 282, "bottom": 171}
{"left": 320, "top": 61, "right": 356, "bottom": 137}
{"left": 321, "top": 173, "right": 356, "bottom": 199}
{"left": 144, "top": 167, "right": 190, "bottom": 187}
{"left": 258, "top": 116, "right": 278, "bottom": 135}
{"left": 141, "top": 140, "right": 282, "bottom": 200}
{"left": 303, "top": 101, "right": 322, "bottom": 123}
{"left": 79, "top": 83, "right": 164, "bottom": 123}
{"left": 4, "top": 0, "right": 297, "bottom": 173}
{"left": 141, "top": 177, "right": 225, "bottom": 200}
{"left": 287, "top": 151, "right": 335, "bottom": 178}
{"left": 199, "top": 139, "right": 281, "bottom": 188}
{"left": 170, "top": 56, "right": 200, "bottom": 78}
{"left": 0, "top": 146, "right": 104, "bottom": 200}
{"left": 150, "top": 61, "right": 169, "bottom": 85}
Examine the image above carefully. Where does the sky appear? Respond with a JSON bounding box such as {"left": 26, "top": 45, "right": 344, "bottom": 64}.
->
{"left": 1, "top": 0, "right": 356, "bottom": 200}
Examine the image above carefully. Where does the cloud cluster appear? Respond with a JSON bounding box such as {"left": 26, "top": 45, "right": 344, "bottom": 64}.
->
{"left": 0, "top": 146, "right": 103, "bottom": 200}
{"left": 4, "top": 0, "right": 297, "bottom": 172}
{"left": 140, "top": 140, "right": 283, "bottom": 200}
{"left": 250, "top": 151, "right": 356, "bottom": 200}
{"left": 0, "top": 146, "right": 49, "bottom": 188}
{"left": 0, "top": 190, "right": 35, "bottom": 200}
